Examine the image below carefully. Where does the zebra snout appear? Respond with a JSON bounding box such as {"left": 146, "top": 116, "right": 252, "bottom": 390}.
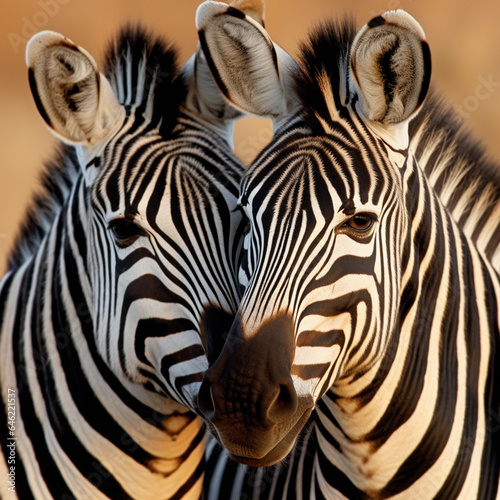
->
{"left": 199, "top": 313, "right": 298, "bottom": 423}
{"left": 197, "top": 313, "right": 306, "bottom": 464}
{"left": 197, "top": 355, "right": 298, "bottom": 428}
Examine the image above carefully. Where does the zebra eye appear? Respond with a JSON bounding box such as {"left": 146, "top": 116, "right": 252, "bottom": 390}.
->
{"left": 109, "top": 218, "right": 145, "bottom": 247}
{"left": 339, "top": 213, "right": 377, "bottom": 237}
{"left": 346, "top": 213, "right": 374, "bottom": 232}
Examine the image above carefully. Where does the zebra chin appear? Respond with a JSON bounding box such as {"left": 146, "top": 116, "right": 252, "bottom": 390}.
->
{"left": 208, "top": 401, "right": 313, "bottom": 467}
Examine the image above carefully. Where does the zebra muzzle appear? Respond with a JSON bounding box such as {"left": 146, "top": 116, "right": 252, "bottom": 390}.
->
{"left": 197, "top": 312, "right": 314, "bottom": 465}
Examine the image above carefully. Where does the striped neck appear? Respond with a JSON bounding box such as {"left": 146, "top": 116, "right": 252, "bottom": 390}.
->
{"left": 310, "top": 162, "right": 500, "bottom": 497}
{"left": 0, "top": 176, "right": 206, "bottom": 499}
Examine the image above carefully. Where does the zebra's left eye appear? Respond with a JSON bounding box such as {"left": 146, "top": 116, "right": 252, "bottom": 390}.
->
{"left": 345, "top": 213, "right": 375, "bottom": 232}
{"left": 338, "top": 213, "right": 377, "bottom": 238}
{"left": 108, "top": 218, "right": 146, "bottom": 247}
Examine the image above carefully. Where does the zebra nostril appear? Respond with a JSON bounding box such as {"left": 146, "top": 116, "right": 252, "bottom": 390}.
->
{"left": 277, "top": 383, "right": 297, "bottom": 410}
{"left": 265, "top": 378, "right": 298, "bottom": 424}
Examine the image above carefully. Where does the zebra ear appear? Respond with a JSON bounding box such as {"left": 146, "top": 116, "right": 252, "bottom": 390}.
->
{"left": 185, "top": 45, "right": 241, "bottom": 123}
{"left": 350, "top": 10, "right": 431, "bottom": 125}
{"left": 26, "top": 31, "right": 124, "bottom": 145}
{"left": 196, "top": 0, "right": 298, "bottom": 120}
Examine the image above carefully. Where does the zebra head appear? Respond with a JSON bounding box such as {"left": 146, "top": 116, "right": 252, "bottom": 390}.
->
{"left": 197, "top": 4, "right": 432, "bottom": 466}
{"left": 24, "top": 26, "right": 245, "bottom": 412}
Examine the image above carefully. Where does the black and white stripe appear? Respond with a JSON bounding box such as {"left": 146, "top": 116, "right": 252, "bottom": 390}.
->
{"left": 0, "top": 25, "right": 244, "bottom": 499}
{"left": 196, "top": 3, "right": 500, "bottom": 498}
{"left": 409, "top": 91, "right": 500, "bottom": 272}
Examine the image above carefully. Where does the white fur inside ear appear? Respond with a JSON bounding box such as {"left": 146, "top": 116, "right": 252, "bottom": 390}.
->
{"left": 224, "top": 19, "right": 287, "bottom": 115}
{"left": 27, "top": 31, "right": 123, "bottom": 145}
{"left": 200, "top": 12, "right": 288, "bottom": 118}
{"left": 350, "top": 10, "right": 430, "bottom": 125}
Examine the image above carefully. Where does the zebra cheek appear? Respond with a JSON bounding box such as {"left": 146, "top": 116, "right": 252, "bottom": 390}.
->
{"left": 293, "top": 326, "right": 346, "bottom": 399}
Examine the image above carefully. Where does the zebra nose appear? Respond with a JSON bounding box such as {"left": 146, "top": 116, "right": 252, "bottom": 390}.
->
{"left": 260, "top": 369, "right": 298, "bottom": 425}
{"left": 197, "top": 313, "right": 298, "bottom": 428}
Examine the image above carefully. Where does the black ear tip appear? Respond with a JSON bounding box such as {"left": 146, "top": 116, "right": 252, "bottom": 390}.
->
{"left": 227, "top": 6, "right": 246, "bottom": 19}
{"left": 368, "top": 16, "right": 386, "bottom": 28}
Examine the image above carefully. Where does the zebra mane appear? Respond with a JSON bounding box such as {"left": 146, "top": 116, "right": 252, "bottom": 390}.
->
{"left": 295, "top": 17, "right": 500, "bottom": 271}
{"left": 103, "top": 24, "right": 186, "bottom": 135}
{"left": 7, "top": 144, "right": 80, "bottom": 271}
{"left": 7, "top": 26, "right": 187, "bottom": 272}
{"left": 409, "top": 90, "right": 500, "bottom": 268}
{"left": 294, "top": 17, "right": 357, "bottom": 129}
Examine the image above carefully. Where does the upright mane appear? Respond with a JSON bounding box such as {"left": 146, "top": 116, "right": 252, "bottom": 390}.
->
{"left": 103, "top": 24, "right": 185, "bottom": 135}
{"left": 295, "top": 16, "right": 500, "bottom": 272}
{"left": 294, "top": 17, "right": 357, "bottom": 129}
{"left": 7, "top": 26, "right": 186, "bottom": 272}
{"left": 409, "top": 90, "right": 500, "bottom": 271}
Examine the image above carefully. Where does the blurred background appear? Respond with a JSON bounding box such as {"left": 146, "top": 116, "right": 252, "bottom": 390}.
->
{"left": 1, "top": 0, "right": 500, "bottom": 274}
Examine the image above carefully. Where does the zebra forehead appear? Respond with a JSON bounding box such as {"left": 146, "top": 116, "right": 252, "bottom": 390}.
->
{"left": 243, "top": 134, "right": 391, "bottom": 213}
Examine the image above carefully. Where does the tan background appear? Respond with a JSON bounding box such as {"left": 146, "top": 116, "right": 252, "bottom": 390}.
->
{"left": 1, "top": 0, "right": 500, "bottom": 275}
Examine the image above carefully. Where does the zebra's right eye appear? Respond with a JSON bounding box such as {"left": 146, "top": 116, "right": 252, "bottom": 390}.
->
{"left": 108, "top": 218, "right": 145, "bottom": 248}
{"left": 345, "top": 213, "right": 375, "bottom": 232}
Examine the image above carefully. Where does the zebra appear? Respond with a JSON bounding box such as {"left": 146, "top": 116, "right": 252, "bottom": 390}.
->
{"left": 0, "top": 22, "right": 246, "bottom": 499}
{"left": 196, "top": 2, "right": 500, "bottom": 498}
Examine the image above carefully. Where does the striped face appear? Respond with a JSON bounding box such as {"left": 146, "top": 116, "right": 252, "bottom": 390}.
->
{"left": 88, "top": 114, "right": 243, "bottom": 409}
{"left": 25, "top": 28, "right": 245, "bottom": 412}
{"left": 237, "top": 125, "right": 407, "bottom": 399}
{"left": 197, "top": 5, "right": 431, "bottom": 466}
{"left": 200, "top": 114, "right": 412, "bottom": 465}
